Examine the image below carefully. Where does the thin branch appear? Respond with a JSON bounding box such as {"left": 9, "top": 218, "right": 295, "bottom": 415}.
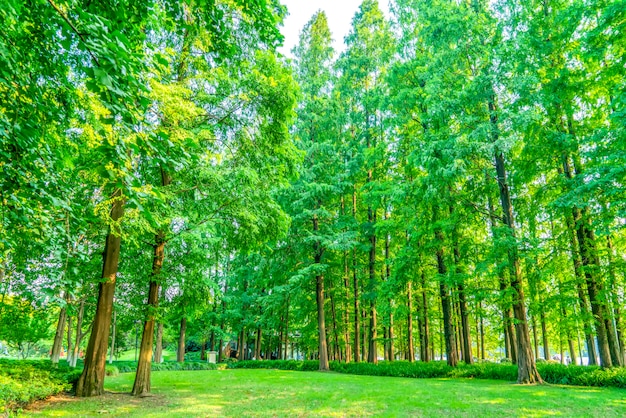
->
{"left": 46, "top": 0, "right": 100, "bottom": 66}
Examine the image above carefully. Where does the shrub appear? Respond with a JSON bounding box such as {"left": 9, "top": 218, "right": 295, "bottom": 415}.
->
{"left": 0, "top": 359, "right": 78, "bottom": 415}
{"left": 225, "top": 359, "right": 626, "bottom": 389}
{"left": 110, "top": 360, "right": 217, "bottom": 373}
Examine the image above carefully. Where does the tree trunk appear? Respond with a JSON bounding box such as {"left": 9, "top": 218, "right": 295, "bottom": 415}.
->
{"left": 540, "top": 309, "right": 550, "bottom": 360}
{"left": 133, "top": 166, "right": 171, "bottom": 395}
{"left": 606, "top": 235, "right": 625, "bottom": 365}
{"left": 352, "top": 189, "right": 360, "bottom": 363}
{"left": 154, "top": 323, "right": 164, "bottom": 364}
{"left": 317, "top": 273, "right": 329, "bottom": 370}
{"left": 494, "top": 149, "right": 540, "bottom": 383}
{"left": 490, "top": 96, "right": 541, "bottom": 383}
{"left": 479, "top": 301, "right": 486, "bottom": 360}
{"left": 367, "top": 208, "right": 378, "bottom": 364}
{"left": 435, "top": 226, "right": 457, "bottom": 367}
{"left": 562, "top": 155, "right": 612, "bottom": 367}
{"left": 76, "top": 192, "right": 124, "bottom": 397}
{"left": 109, "top": 309, "right": 116, "bottom": 364}
{"left": 51, "top": 305, "right": 67, "bottom": 365}
{"left": 255, "top": 328, "right": 262, "bottom": 360}
{"left": 131, "top": 236, "right": 164, "bottom": 395}
{"left": 71, "top": 298, "right": 86, "bottom": 368}
{"left": 66, "top": 313, "right": 73, "bottom": 364}
{"left": 452, "top": 237, "right": 472, "bottom": 364}
{"left": 407, "top": 281, "right": 415, "bottom": 362}
{"left": 177, "top": 316, "right": 186, "bottom": 362}
{"left": 329, "top": 283, "right": 341, "bottom": 361}
{"left": 421, "top": 270, "right": 430, "bottom": 362}
{"left": 313, "top": 214, "right": 329, "bottom": 370}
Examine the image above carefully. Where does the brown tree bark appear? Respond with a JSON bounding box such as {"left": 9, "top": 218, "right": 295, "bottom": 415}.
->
{"left": 51, "top": 304, "right": 67, "bottom": 365}
{"left": 66, "top": 313, "right": 73, "bottom": 364}
{"left": 133, "top": 165, "right": 171, "bottom": 395}
{"left": 109, "top": 309, "right": 116, "bottom": 364}
{"left": 421, "top": 270, "right": 430, "bottom": 362}
{"left": 352, "top": 190, "right": 360, "bottom": 363}
{"left": 407, "top": 281, "right": 415, "bottom": 362}
{"left": 76, "top": 192, "right": 124, "bottom": 397}
{"left": 367, "top": 208, "right": 378, "bottom": 364}
{"left": 313, "top": 214, "right": 330, "bottom": 370}
{"left": 177, "top": 316, "right": 186, "bottom": 362}
{"left": 490, "top": 96, "right": 541, "bottom": 383}
{"left": 435, "top": 225, "right": 457, "bottom": 367}
{"left": 131, "top": 233, "right": 165, "bottom": 395}
{"left": 70, "top": 297, "right": 86, "bottom": 368}
{"left": 451, "top": 235, "right": 472, "bottom": 364}
{"left": 540, "top": 308, "right": 550, "bottom": 360}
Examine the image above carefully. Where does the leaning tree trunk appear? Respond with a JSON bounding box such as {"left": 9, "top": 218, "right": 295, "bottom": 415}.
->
{"left": 75, "top": 192, "right": 124, "bottom": 396}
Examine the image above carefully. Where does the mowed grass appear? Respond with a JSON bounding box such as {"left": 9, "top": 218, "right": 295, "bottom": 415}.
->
{"left": 27, "top": 369, "right": 626, "bottom": 417}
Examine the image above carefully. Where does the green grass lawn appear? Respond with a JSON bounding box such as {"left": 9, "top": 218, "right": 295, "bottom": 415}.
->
{"left": 26, "top": 369, "right": 626, "bottom": 417}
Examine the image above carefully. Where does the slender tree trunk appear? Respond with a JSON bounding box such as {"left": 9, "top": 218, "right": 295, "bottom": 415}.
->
{"left": 329, "top": 283, "right": 341, "bottom": 362}
{"left": 435, "top": 225, "right": 457, "bottom": 367}
{"left": 66, "top": 313, "right": 73, "bottom": 364}
{"left": 490, "top": 96, "right": 541, "bottom": 383}
{"left": 133, "top": 166, "right": 171, "bottom": 395}
{"left": 531, "top": 316, "right": 539, "bottom": 361}
{"left": 313, "top": 214, "right": 329, "bottom": 370}
{"left": 153, "top": 284, "right": 167, "bottom": 364}
{"left": 407, "top": 281, "right": 415, "bottom": 362}
{"left": 347, "top": 190, "right": 360, "bottom": 364}
{"left": 76, "top": 191, "right": 124, "bottom": 397}
{"left": 132, "top": 239, "right": 164, "bottom": 395}
{"left": 109, "top": 309, "right": 116, "bottom": 364}
{"left": 51, "top": 304, "right": 67, "bottom": 365}
{"left": 367, "top": 208, "right": 378, "bottom": 364}
{"left": 177, "top": 316, "right": 186, "bottom": 362}
{"left": 479, "top": 301, "right": 486, "bottom": 360}
{"left": 540, "top": 309, "right": 550, "bottom": 360}
{"left": 564, "top": 211, "right": 598, "bottom": 365}
{"left": 255, "top": 328, "right": 262, "bottom": 360}
{"left": 606, "top": 235, "right": 625, "bottom": 365}
{"left": 563, "top": 155, "right": 612, "bottom": 367}
{"left": 421, "top": 270, "right": 430, "bottom": 362}
{"left": 71, "top": 298, "right": 86, "bottom": 368}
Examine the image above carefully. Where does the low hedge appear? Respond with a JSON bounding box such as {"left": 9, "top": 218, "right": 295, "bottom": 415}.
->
{"left": 0, "top": 359, "right": 81, "bottom": 415}
{"left": 228, "top": 359, "right": 626, "bottom": 389}
{"left": 112, "top": 360, "right": 218, "bottom": 373}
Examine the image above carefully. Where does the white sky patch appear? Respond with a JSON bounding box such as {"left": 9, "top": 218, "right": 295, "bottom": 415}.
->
{"left": 278, "top": 0, "right": 391, "bottom": 57}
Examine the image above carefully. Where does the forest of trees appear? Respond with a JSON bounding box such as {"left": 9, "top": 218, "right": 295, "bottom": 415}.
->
{"left": 1, "top": 0, "right": 625, "bottom": 395}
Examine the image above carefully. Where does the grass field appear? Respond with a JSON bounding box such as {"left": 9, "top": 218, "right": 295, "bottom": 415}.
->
{"left": 26, "top": 369, "right": 626, "bottom": 417}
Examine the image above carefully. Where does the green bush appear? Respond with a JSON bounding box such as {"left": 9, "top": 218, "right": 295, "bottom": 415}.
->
{"left": 105, "top": 365, "right": 120, "bottom": 376}
{"left": 226, "top": 359, "right": 626, "bottom": 389}
{"left": 110, "top": 360, "right": 217, "bottom": 373}
{"left": 0, "top": 359, "right": 79, "bottom": 415}
{"left": 229, "top": 360, "right": 319, "bottom": 371}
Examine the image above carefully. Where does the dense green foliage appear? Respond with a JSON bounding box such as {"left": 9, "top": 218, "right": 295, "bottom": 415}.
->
{"left": 0, "top": 359, "right": 80, "bottom": 414}
{"left": 1, "top": 0, "right": 626, "bottom": 406}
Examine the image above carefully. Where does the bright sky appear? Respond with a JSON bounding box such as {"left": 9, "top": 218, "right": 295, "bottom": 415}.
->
{"left": 277, "top": 0, "right": 391, "bottom": 57}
